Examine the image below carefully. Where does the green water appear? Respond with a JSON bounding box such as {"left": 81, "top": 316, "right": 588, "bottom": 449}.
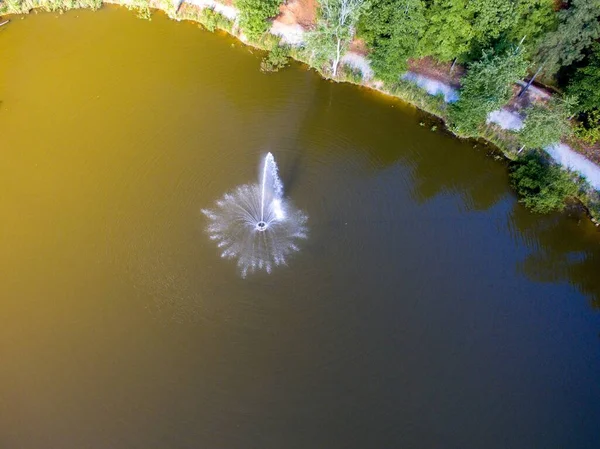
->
{"left": 1, "top": 7, "right": 599, "bottom": 449}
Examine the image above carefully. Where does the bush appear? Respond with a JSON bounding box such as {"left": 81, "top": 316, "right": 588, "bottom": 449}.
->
{"left": 199, "top": 7, "right": 219, "bottom": 32}
{"left": 566, "top": 44, "right": 600, "bottom": 114}
{"left": 236, "top": 0, "right": 281, "bottom": 41}
{"left": 448, "top": 47, "right": 528, "bottom": 137}
{"left": 518, "top": 100, "right": 572, "bottom": 150}
{"left": 340, "top": 65, "right": 363, "bottom": 83}
{"left": 260, "top": 43, "right": 289, "bottom": 72}
{"left": 125, "top": 0, "right": 152, "bottom": 20}
{"left": 510, "top": 152, "right": 579, "bottom": 213}
{"left": 574, "top": 109, "right": 600, "bottom": 145}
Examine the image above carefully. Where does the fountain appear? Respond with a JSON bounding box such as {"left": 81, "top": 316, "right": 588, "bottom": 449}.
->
{"left": 202, "top": 153, "right": 308, "bottom": 277}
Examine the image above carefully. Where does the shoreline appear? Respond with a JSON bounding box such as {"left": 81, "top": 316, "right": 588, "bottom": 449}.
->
{"left": 3, "top": 1, "right": 600, "bottom": 225}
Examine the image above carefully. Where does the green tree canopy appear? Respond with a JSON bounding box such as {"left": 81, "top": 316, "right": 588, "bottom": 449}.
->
{"left": 507, "top": 0, "right": 556, "bottom": 50}
{"left": 359, "top": 0, "right": 426, "bottom": 83}
{"left": 418, "top": 0, "right": 474, "bottom": 62}
{"left": 567, "top": 43, "right": 600, "bottom": 114}
{"left": 448, "top": 47, "right": 529, "bottom": 136}
{"left": 535, "top": 0, "right": 600, "bottom": 78}
{"left": 417, "top": 0, "right": 553, "bottom": 63}
{"left": 306, "top": 0, "right": 368, "bottom": 76}
{"left": 470, "top": 0, "right": 518, "bottom": 48}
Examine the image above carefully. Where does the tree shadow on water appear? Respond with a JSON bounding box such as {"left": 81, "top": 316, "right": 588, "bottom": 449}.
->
{"left": 509, "top": 202, "right": 600, "bottom": 310}
{"left": 409, "top": 142, "right": 510, "bottom": 212}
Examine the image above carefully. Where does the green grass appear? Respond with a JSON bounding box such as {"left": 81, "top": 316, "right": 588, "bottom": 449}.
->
{"left": 177, "top": 5, "right": 233, "bottom": 33}
{"left": 385, "top": 79, "right": 446, "bottom": 118}
{"left": 0, "top": 0, "right": 102, "bottom": 13}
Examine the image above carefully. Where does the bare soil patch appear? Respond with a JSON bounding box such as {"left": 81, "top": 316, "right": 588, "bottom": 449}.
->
{"left": 276, "top": 0, "right": 316, "bottom": 29}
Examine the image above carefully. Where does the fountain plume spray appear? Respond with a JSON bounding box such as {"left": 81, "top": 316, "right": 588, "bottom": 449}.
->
{"left": 202, "top": 152, "right": 307, "bottom": 277}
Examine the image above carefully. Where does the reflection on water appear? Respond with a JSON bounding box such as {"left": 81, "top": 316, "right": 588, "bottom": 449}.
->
{"left": 508, "top": 204, "right": 600, "bottom": 309}
{"left": 0, "top": 7, "right": 599, "bottom": 449}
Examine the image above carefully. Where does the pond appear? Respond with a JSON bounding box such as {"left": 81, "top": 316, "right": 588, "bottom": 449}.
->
{"left": 0, "top": 7, "right": 599, "bottom": 449}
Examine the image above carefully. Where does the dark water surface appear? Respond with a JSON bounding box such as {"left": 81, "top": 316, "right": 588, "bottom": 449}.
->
{"left": 1, "top": 7, "right": 599, "bottom": 449}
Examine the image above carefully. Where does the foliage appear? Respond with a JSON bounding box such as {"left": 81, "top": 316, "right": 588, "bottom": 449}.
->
{"left": 566, "top": 43, "right": 600, "bottom": 115}
{"left": 79, "top": 0, "right": 102, "bottom": 9}
{"left": 510, "top": 151, "right": 580, "bottom": 213}
{"left": 200, "top": 7, "right": 233, "bottom": 32}
{"left": 340, "top": 65, "right": 363, "bottom": 83}
{"left": 519, "top": 100, "right": 572, "bottom": 150}
{"left": 0, "top": 0, "right": 101, "bottom": 13}
{"left": 567, "top": 43, "right": 600, "bottom": 145}
{"left": 200, "top": 7, "right": 219, "bottom": 32}
{"left": 448, "top": 47, "right": 529, "bottom": 137}
{"left": 236, "top": 0, "right": 282, "bottom": 41}
{"left": 385, "top": 79, "right": 446, "bottom": 117}
{"left": 574, "top": 109, "right": 600, "bottom": 145}
{"left": 358, "top": 0, "right": 425, "bottom": 83}
{"left": 260, "top": 43, "right": 289, "bottom": 72}
{"left": 418, "top": 0, "right": 474, "bottom": 62}
{"left": 506, "top": 0, "right": 556, "bottom": 51}
{"left": 535, "top": 0, "right": 600, "bottom": 79}
{"left": 177, "top": 5, "right": 233, "bottom": 32}
{"left": 125, "top": 0, "right": 152, "bottom": 20}
{"left": 0, "top": 0, "right": 20, "bottom": 13}
{"left": 305, "top": 22, "right": 338, "bottom": 73}
{"left": 469, "top": 0, "right": 519, "bottom": 52}
{"left": 470, "top": 0, "right": 555, "bottom": 57}
{"left": 158, "top": 0, "right": 177, "bottom": 18}
{"left": 418, "top": 0, "right": 556, "bottom": 63}
{"left": 306, "top": 0, "right": 368, "bottom": 76}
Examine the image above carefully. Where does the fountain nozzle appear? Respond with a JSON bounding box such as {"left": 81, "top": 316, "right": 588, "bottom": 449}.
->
{"left": 256, "top": 221, "right": 267, "bottom": 231}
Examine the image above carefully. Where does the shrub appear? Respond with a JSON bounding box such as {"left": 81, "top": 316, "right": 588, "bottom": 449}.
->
{"left": 574, "top": 109, "right": 600, "bottom": 145}
{"left": 340, "top": 65, "right": 363, "bottom": 83}
{"left": 126, "top": 0, "right": 152, "bottom": 20}
{"left": 260, "top": 43, "right": 289, "bottom": 72}
{"left": 519, "top": 100, "right": 572, "bottom": 150}
{"left": 236, "top": 0, "right": 281, "bottom": 41}
{"left": 78, "top": 0, "right": 102, "bottom": 10}
{"left": 510, "top": 152, "right": 579, "bottom": 213}
{"left": 448, "top": 47, "right": 528, "bottom": 137}
{"left": 200, "top": 7, "right": 219, "bottom": 32}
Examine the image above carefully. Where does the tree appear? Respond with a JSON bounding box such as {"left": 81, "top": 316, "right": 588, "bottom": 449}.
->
{"left": 359, "top": 0, "right": 425, "bottom": 83}
{"left": 519, "top": 100, "right": 572, "bottom": 151}
{"left": 430, "top": 0, "right": 557, "bottom": 63}
{"left": 448, "top": 47, "right": 529, "bottom": 137}
{"left": 418, "top": 0, "right": 474, "bottom": 62}
{"left": 535, "top": 0, "right": 600, "bottom": 79}
{"left": 237, "top": 0, "right": 283, "bottom": 41}
{"left": 567, "top": 43, "right": 600, "bottom": 114}
{"left": 507, "top": 0, "right": 556, "bottom": 49}
{"left": 566, "top": 43, "right": 600, "bottom": 144}
{"left": 306, "top": 0, "right": 368, "bottom": 77}
{"left": 510, "top": 152, "right": 579, "bottom": 213}
{"left": 470, "top": 0, "right": 518, "bottom": 49}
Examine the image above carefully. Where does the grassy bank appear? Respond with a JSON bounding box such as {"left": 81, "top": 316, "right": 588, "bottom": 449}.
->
{"left": 2, "top": 0, "right": 599, "bottom": 224}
